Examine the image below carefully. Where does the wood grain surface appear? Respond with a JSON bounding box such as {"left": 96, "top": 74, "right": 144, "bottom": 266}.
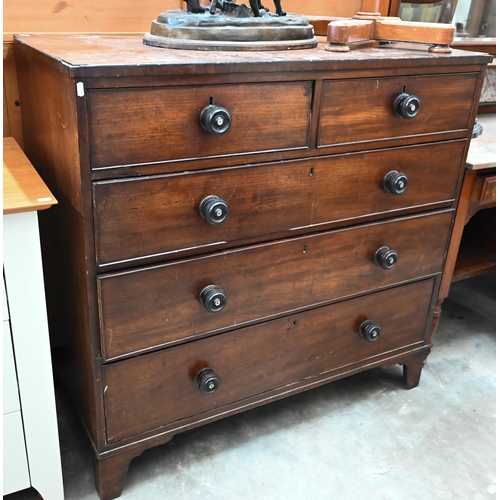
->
{"left": 103, "top": 278, "right": 434, "bottom": 442}
{"left": 98, "top": 210, "right": 452, "bottom": 360}
{"left": 93, "top": 140, "right": 466, "bottom": 267}
{"left": 88, "top": 82, "right": 312, "bottom": 168}
{"left": 3, "top": 137, "right": 56, "bottom": 214}
{"left": 318, "top": 73, "right": 478, "bottom": 147}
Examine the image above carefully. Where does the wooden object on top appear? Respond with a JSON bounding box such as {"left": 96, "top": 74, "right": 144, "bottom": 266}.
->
{"left": 3, "top": 137, "right": 57, "bottom": 214}
{"left": 325, "top": 0, "right": 455, "bottom": 52}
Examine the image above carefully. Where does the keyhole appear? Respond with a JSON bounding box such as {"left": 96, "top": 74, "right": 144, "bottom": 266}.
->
{"left": 208, "top": 95, "right": 214, "bottom": 105}
{"left": 309, "top": 167, "right": 314, "bottom": 176}
{"left": 402, "top": 85, "right": 407, "bottom": 94}
{"left": 302, "top": 245, "right": 308, "bottom": 253}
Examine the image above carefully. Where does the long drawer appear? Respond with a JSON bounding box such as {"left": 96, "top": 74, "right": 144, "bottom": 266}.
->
{"left": 103, "top": 278, "right": 435, "bottom": 443}
{"left": 88, "top": 81, "right": 313, "bottom": 169}
{"left": 98, "top": 210, "right": 452, "bottom": 360}
{"left": 318, "top": 73, "right": 478, "bottom": 148}
{"left": 93, "top": 140, "right": 465, "bottom": 268}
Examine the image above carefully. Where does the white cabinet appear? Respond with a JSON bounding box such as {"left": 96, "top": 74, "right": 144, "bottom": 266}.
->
{"left": 3, "top": 137, "right": 64, "bottom": 499}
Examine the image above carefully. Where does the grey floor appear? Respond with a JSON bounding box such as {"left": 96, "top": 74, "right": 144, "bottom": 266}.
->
{"left": 5, "top": 273, "right": 496, "bottom": 500}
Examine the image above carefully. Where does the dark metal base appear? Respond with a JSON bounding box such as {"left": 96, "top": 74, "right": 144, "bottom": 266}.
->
{"left": 144, "top": 10, "right": 317, "bottom": 51}
{"left": 472, "top": 118, "right": 483, "bottom": 139}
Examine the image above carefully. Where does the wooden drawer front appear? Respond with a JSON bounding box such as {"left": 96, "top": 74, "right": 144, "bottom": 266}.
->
{"left": 318, "top": 74, "right": 478, "bottom": 148}
{"left": 88, "top": 82, "right": 312, "bottom": 169}
{"left": 103, "top": 278, "right": 434, "bottom": 443}
{"left": 477, "top": 175, "right": 496, "bottom": 206}
{"left": 98, "top": 211, "right": 452, "bottom": 360}
{"left": 94, "top": 140, "right": 465, "bottom": 268}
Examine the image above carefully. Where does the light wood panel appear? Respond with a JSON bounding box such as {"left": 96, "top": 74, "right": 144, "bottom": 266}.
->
{"left": 3, "top": 0, "right": 181, "bottom": 34}
{"left": 3, "top": 59, "right": 23, "bottom": 146}
{"left": 3, "top": 137, "right": 57, "bottom": 214}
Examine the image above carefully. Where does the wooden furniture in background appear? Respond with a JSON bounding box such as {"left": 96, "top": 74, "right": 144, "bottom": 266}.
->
{"left": 325, "top": 0, "right": 456, "bottom": 52}
{"left": 3, "top": 137, "right": 63, "bottom": 499}
{"left": 14, "top": 34, "right": 489, "bottom": 499}
{"left": 431, "top": 113, "right": 495, "bottom": 338}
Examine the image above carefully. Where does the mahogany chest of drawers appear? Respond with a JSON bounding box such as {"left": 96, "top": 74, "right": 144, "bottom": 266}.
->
{"left": 13, "top": 34, "right": 490, "bottom": 499}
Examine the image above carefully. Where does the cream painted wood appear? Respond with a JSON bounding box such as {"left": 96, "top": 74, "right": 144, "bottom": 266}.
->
{"left": 3, "top": 211, "right": 64, "bottom": 500}
{"left": 3, "top": 321, "right": 21, "bottom": 415}
{"left": 3, "top": 279, "right": 9, "bottom": 320}
{"left": 3, "top": 412, "right": 30, "bottom": 495}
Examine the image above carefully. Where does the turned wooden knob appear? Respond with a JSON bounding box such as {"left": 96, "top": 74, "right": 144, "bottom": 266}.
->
{"left": 196, "top": 368, "right": 221, "bottom": 394}
{"left": 199, "top": 195, "right": 229, "bottom": 225}
{"left": 199, "top": 285, "right": 227, "bottom": 313}
{"left": 359, "top": 319, "right": 381, "bottom": 342}
{"left": 200, "top": 104, "right": 232, "bottom": 135}
{"left": 374, "top": 246, "right": 398, "bottom": 270}
{"left": 394, "top": 92, "right": 420, "bottom": 119}
{"left": 383, "top": 170, "right": 408, "bottom": 195}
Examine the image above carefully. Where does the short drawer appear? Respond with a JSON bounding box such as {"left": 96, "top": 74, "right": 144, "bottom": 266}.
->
{"left": 93, "top": 140, "right": 465, "bottom": 267}
{"left": 318, "top": 73, "right": 478, "bottom": 148}
{"left": 88, "top": 82, "right": 312, "bottom": 169}
{"left": 103, "top": 278, "right": 435, "bottom": 443}
{"left": 98, "top": 210, "right": 452, "bottom": 360}
{"left": 473, "top": 174, "right": 496, "bottom": 207}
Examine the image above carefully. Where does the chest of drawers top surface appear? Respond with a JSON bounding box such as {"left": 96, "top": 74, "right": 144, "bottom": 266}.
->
{"left": 13, "top": 34, "right": 491, "bottom": 77}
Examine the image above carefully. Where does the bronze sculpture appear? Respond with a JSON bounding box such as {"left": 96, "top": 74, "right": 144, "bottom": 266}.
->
{"left": 144, "top": 0, "right": 316, "bottom": 50}
{"left": 185, "top": 0, "right": 286, "bottom": 17}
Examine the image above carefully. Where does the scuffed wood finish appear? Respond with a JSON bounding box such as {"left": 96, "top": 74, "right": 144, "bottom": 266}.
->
{"left": 3, "top": 137, "right": 56, "bottom": 214}
{"left": 318, "top": 73, "right": 478, "bottom": 148}
{"left": 13, "top": 35, "right": 490, "bottom": 78}
{"left": 104, "top": 279, "right": 434, "bottom": 442}
{"left": 93, "top": 446, "right": 151, "bottom": 500}
{"left": 98, "top": 211, "right": 452, "bottom": 360}
{"left": 14, "top": 45, "right": 105, "bottom": 450}
{"left": 88, "top": 82, "right": 312, "bottom": 169}
{"left": 13, "top": 34, "right": 489, "bottom": 499}
{"left": 93, "top": 140, "right": 466, "bottom": 268}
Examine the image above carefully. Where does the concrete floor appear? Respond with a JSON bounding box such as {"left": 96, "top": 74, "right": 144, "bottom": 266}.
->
{"left": 5, "top": 273, "right": 496, "bottom": 500}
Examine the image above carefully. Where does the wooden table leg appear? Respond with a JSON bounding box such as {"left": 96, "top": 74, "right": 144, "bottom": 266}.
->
{"left": 429, "top": 169, "right": 476, "bottom": 343}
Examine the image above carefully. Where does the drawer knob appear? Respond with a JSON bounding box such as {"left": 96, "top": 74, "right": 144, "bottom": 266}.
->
{"left": 374, "top": 246, "right": 399, "bottom": 270}
{"left": 199, "top": 195, "right": 229, "bottom": 225}
{"left": 200, "top": 104, "right": 232, "bottom": 135}
{"left": 196, "top": 368, "right": 221, "bottom": 395}
{"left": 199, "top": 285, "right": 227, "bottom": 313}
{"left": 359, "top": 319, "right": 381, "bottom": 342}
{"left": 394, "top": 92, "right": 420, "bottom": 119}
{"left": 383, "top": 170, "right": 409, "bottom": 195}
